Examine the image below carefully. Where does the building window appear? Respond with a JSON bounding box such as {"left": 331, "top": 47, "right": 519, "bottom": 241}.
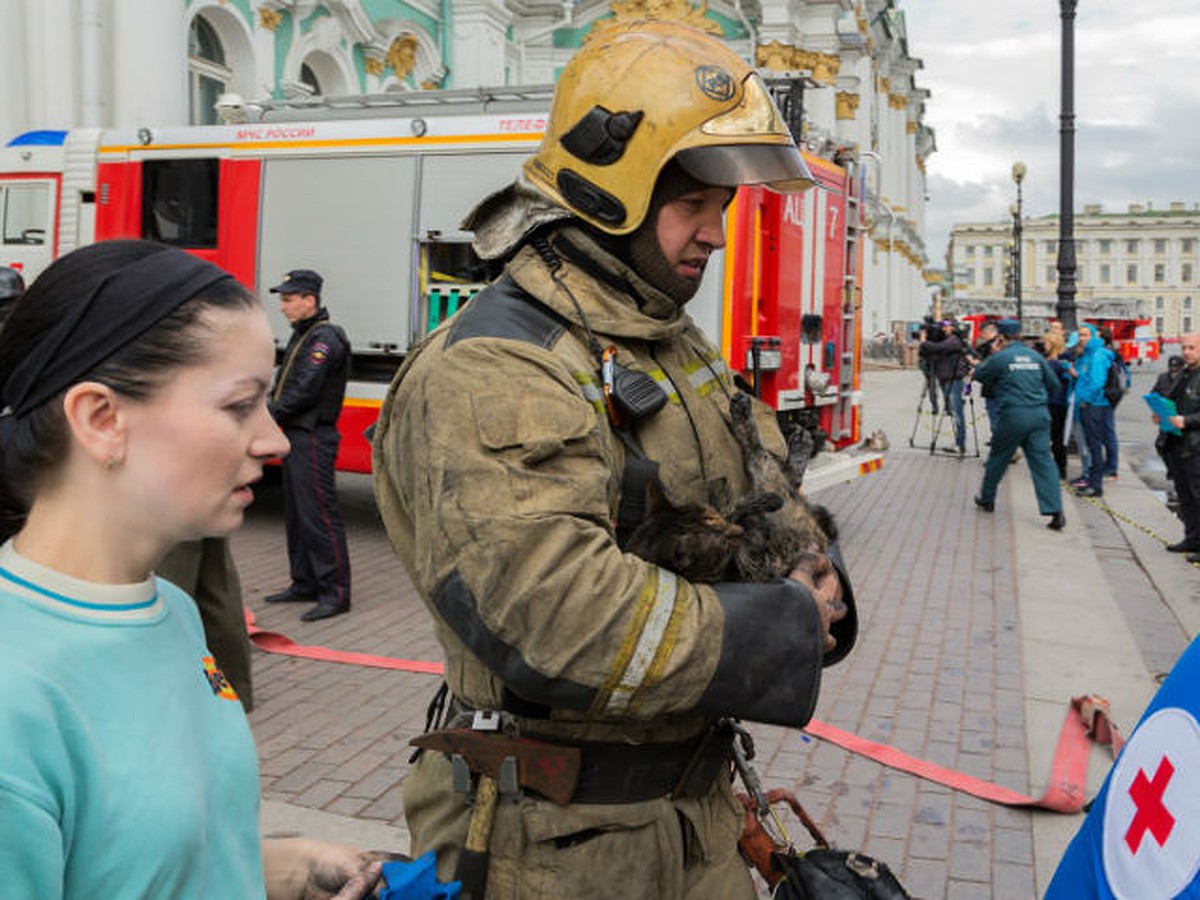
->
{"left": 1156, "top": 297, "right": 1166, "bottom": 310}
{"left": 1046, "top": 265, "right": 1056, "bottom": 283}
{"left": 1127, "top": 264, "right": 1138, "bottom": 284}
{"left": 984, "top": 268, "right": 994, "bottom": 286}
{"left": 1155, "top": 238, "right": 1168, "bottom": 254}
{"left": 141, "top": 158, "right": 219, "bottom": 248}
{"left": 984, "top": 245, "right": 994, "bottom": 258}
{"left": 1184, "top": 262, "right": 1193, "bottom": 283}
{"left": 965, "top": 245, "right": 976, "bottom": 256}
{"left": 964, "top": 267, "right": 975, "bottom": 284}
{"left": 300, "top": 63, "right": 322, "bottom": 95}
{"left": 1186, "top": 297, "right": 1194, "bottom": 311}
{"left": 1186, "top": 316, "right": 1194, "bottom": 333}
{"left": 1100, "top": 264, "right": 1111, "bottom": 284}
{"left": 1127, "top": 239, "right": 1140, "bottom": 254}
{"left": 1045, "top": 240, "right": 1057, "bottom": 254}
{"left": 187, "top": 16, "right": 230, "bottom": 126}
{"left": 1156, "top": 316, "right": 1165, "bottom": 333}
{"left": 1099, "top": 239, "right": 1112, "bottom": 254}
{"left": 1185, "top": 238, "right": 1196, "bottom": 254}
{"left": 1155, "top": 263, "right": 1166, "bottom": 283}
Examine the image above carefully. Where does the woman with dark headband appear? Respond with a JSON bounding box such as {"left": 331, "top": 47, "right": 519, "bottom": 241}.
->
{"left": 0, "top": 241, "right": 385, "bottom": 898}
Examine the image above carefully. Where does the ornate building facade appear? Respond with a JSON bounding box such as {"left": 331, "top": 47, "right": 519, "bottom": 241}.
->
{"left": 949, "top": 203, "right": 1200, "bottom": 337}
{"left": 0, "top": 0, "right": 933, "bottom": 329}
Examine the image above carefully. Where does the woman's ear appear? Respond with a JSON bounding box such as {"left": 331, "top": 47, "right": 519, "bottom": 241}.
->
{"left": 61, "top": 381, "right": 126, "bottom": 468}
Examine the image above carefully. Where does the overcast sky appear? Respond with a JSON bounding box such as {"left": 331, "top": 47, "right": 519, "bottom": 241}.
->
{"left": 899, "top": 0, "right": 1200, "bottom": 266}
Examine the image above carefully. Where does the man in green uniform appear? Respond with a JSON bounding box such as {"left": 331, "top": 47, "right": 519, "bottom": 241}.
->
{"left": 972, "top": 319, "right": 1066, "bottom": 530}
{"left": 373, "top": 22, "right": 856, "bottom": 898}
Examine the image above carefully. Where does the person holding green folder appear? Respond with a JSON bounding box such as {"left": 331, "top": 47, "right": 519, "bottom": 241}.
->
{"left": 1156, "top": 334, "right": 1200, "bottom": 561}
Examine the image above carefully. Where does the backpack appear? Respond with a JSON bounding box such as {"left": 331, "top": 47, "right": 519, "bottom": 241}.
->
{"left": 1104, "top": 356, "right": 1129, "bottom": 407}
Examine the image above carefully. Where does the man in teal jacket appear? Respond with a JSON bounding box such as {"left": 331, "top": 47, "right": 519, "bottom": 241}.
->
{"left": 1069, "top": 323, "right": 1116, "bottom": 497}
{"left": 972, "top": 319, "right": 1065, "bottom": 530}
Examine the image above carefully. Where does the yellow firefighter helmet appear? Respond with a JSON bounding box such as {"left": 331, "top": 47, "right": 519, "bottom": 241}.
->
{"left": 524, "top": 21, "right": 812, "bottom": 235}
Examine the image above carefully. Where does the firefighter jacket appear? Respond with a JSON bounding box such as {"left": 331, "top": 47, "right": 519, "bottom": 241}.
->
{"left": 374, "top": 224, "right": 851, "bottom": 746}
{"left": 269, "top": 308, "right": 350, "bottom": 430}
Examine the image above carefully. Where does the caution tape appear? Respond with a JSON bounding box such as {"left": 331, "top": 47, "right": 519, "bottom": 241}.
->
{"left": 1068, "top": 484, "right": 1200, "bottom": 566}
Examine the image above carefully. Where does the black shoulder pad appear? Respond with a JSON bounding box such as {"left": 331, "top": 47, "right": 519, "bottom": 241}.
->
{"left": 446, "top": 275, "right": 569, "bottom": 351}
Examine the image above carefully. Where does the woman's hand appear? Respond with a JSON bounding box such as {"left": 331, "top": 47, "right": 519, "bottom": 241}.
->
{"left": 263, "top": 837, "right": 403, "bottom": 900}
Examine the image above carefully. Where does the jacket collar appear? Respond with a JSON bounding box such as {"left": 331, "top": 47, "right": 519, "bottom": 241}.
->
{"left": 291, "top": 306, "right": 329, "bottom": 333}
{"left": 505, "top": 225, "right": 691, "bottom": 343}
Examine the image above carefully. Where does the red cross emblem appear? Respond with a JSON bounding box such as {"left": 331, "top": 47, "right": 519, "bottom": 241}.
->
{"left": 1124, "top": 755, "right": 1176, "bottom": 854}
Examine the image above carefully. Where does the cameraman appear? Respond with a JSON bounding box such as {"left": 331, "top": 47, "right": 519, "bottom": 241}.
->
{"left": 916, "top": 316, "right": 941, "bottom": 414}
{"left": 920, "top": 319, "right": 969, "bottom": 454}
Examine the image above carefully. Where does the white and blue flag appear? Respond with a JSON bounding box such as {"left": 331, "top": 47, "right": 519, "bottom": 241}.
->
{"left": 1048, "top": 636, "right": 1200, "bottom": 898}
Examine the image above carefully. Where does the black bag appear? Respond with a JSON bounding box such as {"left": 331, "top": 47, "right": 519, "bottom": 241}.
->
{"left": 771, "top": 848, "right": 912, "bottom": 900}
{"left": 737, "top": 786, "right": 912, "bottom": 900}
{"left": 1104, "top": 358, "right": 1129, "bottom": 407}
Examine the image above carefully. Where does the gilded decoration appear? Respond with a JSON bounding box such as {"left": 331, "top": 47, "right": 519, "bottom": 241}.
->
{"left": 365, "top": 56, "right": 385, "bottom": 76}
{"left": 888, "top": 93, "right": 908, "bottom": 110}
{"left": 387, "top": 34, "right": 419, "bottom": 78}
{"left": 905, "top": 120, "right": 916, "bottom": 134}
{"left": 591, "top": 0, "right": 721, "bottom": 38}
{"left": 754, "top": 43, "right": 840, "bottom": 85}
{"left": 835, "top": 91, "right": 860, "bottom": 120}
{"left": 258, "top": 7, "right": 282, "bottom": 30}
{"left": 879, "top": 76, "right": 890, "bottom": 94}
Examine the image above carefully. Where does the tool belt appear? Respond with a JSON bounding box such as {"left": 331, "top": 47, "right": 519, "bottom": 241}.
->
{"left": 441, "top": 695, "right": 733, "bottom": 805}
{"left": 544, "top": 728, "right": 732, "bottom": 804}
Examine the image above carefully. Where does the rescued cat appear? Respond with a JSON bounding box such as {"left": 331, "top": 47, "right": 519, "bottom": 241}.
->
{"left": 625, "top": 390, "right": 837, "bottom": 584}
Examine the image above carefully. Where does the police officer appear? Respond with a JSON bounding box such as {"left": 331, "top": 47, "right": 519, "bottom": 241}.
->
{"left": 972, "top": 319, "right": 1065, "bottom": 530}
{"left": 1158, "top": 335, "right": 1200, "bottom": 560}
{"left": 264, "top": 269, "right": 352, "bottom": 622}
{"left": 373, "top": 23, "right": 856, "bottom": 898}
{"left": 0, "top": 267, "right": 25, "bottom": 330}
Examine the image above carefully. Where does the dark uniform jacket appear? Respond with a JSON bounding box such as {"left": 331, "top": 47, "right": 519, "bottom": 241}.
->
{"left": 1167, "top": 366, "right": 1200, "bottom": 456}
{"left": 269, "top": 308, "right": 349, "bottom": 430}
{"left": 972, "top": 342, "right": 1060, "bottom": 412}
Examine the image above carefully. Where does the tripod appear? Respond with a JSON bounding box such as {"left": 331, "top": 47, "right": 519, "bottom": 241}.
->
{"left": 916, "top": 381, "right": 984, "bottom": 460}
{"left": 907, "top": 376, "right": 941, "bottom": 449}
{"left": 926, "top": 381, "right": 982, "bottom": 458}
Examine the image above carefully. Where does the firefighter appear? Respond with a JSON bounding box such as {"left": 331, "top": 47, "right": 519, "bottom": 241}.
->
{"left": 264, "top": 269, "right": 352, "bottom": 622}
{"left": 373, "top": 23, "right": 856, "bottom": 898}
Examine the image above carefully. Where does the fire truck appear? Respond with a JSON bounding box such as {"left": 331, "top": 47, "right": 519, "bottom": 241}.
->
{"left": 0, "top": 85, "right": 880, "bottom": 488}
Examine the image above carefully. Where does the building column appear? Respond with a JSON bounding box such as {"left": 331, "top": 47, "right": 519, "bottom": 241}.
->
{"left": 449, "top": 0, "right": 511, "bottom": 88}
{"left": 111, "top": 0, "right": 188, "bottom": 126}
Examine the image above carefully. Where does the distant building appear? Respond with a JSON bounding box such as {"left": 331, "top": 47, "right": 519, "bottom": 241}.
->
{"left": 948, "top": 202, "right": 1200, "bottom": 336}
{"left": 1, "top": 0, "right": 934, "bottom": 331}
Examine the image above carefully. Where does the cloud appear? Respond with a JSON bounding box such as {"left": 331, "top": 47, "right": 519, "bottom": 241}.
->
{"left": 901, "top": 1, "right": 1200, "bottom": 262}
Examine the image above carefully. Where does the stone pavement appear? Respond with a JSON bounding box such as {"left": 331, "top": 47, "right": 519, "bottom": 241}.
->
{"left": 235, "top": 362, "right": 1197, "bottom": 898}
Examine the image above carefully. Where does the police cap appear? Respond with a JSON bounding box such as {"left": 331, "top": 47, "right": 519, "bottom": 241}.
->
{"left": 269, "top": 269, "right": 323, "bottom": 296}
{"left": 997, "top": 319, "right": 1021, "bottom": 337}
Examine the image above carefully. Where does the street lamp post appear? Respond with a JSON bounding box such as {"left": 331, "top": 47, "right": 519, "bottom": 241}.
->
{"left": 1011, "top": 162, "right": 1026, "bottom": 327}
{"left": 1056, "top": 0, "right": 1079, "bottom": 330}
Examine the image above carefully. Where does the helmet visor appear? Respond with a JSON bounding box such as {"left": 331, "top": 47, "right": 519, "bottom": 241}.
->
{"left": 675, "top": 143, "right": 814, "bottom": 193}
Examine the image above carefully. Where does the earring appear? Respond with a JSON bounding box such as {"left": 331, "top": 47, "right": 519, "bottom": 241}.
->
{"left": 104, "top": 456, "right": 119, "bottom": 470}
